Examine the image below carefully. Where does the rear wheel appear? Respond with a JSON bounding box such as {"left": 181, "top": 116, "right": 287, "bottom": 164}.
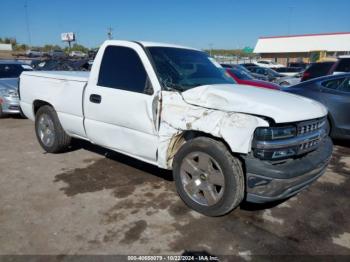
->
{"left": 35, "top": 105, "right": 71, "bottom": 153}
{"left": 173, "top": 137, "right": 244, "bottom": 217}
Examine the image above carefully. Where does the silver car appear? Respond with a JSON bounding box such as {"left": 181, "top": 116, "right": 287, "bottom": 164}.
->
{"left": 0, "top": 61, "right": 32, "bottom": 118}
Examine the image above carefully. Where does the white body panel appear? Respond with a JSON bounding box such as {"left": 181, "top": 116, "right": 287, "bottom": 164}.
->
{"left": 20, "top": 71, "right": 88, "bottom": 138}
{"left": 19, "top": 40, "right": 328, "bottom": 170}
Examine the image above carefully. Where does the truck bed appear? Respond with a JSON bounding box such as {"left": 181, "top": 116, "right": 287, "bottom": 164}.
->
{"left": 20, "top": 71, "right": 89, "bottom": 139}
{"left": 22, "top": 71, "right": 89, "bottom": 82}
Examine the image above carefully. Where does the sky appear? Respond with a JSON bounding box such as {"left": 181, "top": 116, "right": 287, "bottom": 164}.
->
{"left": 1, "top": 0, "right": 350, "bottom": 49}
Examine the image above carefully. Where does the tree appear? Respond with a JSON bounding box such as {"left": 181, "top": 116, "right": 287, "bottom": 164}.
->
{"left": 64, "top": 43, "right": 89, "bottom": 53}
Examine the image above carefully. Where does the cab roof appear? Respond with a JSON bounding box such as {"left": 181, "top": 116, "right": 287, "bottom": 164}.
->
{"left": 103, "top": 40, "right": 199, "bottom": 51}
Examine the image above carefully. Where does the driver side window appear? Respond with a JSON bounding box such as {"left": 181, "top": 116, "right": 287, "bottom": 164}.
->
{"left": 98, "top": 46, "right": 153, "bottom": 95}
{"left": 338, "top": 78, "right": 350, "bottom": 93}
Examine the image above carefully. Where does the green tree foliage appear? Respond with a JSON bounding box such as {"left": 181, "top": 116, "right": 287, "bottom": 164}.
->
{"left": 204, "top": 48, "right": 256, "bottom": 58}
{"left": 64, "top": 43, "right": 89, "bottom": 53}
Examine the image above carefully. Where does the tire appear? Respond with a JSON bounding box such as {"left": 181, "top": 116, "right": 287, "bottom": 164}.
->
{"left": 35, "top": 105, "right": 71, "bottom": 153}
{"left": 173, "top": 137, "right": 245, "bottom": 217}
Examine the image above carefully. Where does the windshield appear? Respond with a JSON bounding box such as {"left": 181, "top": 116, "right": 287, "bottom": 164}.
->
{"left": 147, "top": 47, "right": 235, "bottom": 91}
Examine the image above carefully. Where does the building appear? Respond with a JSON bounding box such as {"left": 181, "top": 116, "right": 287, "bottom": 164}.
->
{"left": 0, "top": 43, "right": 13, "bottom": 51}
{"left": 254, "top": 32, "right": 350, "bottom": 65}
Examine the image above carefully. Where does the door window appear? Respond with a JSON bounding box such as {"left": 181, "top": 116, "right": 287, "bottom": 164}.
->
{"left": 98, "top": 46, "right": 151, "bottom": 94}
{"left": 321, "top": 78, "right": 346, "bottom": 90}
{"left": 338, "top": 78, "right": 350, "bottom": 93}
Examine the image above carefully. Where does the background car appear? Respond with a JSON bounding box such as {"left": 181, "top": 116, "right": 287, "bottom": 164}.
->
{"left": 301, "top": 62, "right": 336, "bottom": 82}
{"left": 0, "top": 61, "right": 33, "bottom": 118}
{"left": 35, "top": 59, "right": 90, "bottom": 71}
{"left": 275, "top": 74, "right": 301, "bottom": 87}
{"left": 301, "top": 57, "right": 350, "bottom": 82}
{"left": 240, "top": 63, "right": 257, "bottom": 68}
{"left": 49, "top": 50, "right": 65, "bottom": 58}
{"left": 288, "top": 61, "right": 308, "bottom": 69}
{"left": 274, "top": 67, "right": 303, "bottom": 77}
{"left": 225, "top": 67, "right": 280, "bottom": 90}
{"left": 25, "top": 49, "right": 44, "bottom": 58}
{"left": 285, "top": 73, "right": 350, "bottom": 139}
{"left": 69, "top": 51, "right": 87, "bottom": 58}
{"left": 246, "top": 66, "right": 284, "bottom": 82}
{"left": 254, "top": 60, "right": 284, "bottom": 68}
{"left": 221, "top": 64, "right": 269, "bottom": 81}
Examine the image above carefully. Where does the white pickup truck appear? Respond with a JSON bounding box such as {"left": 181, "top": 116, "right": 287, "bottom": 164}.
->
{"left": 20, "top": 40, "right": 333, "bottom": 216}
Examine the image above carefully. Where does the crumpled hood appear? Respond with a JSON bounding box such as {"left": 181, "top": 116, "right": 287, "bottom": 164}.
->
{"left": 181, "top": 84, "right": 327, "bottom": 123}
{"left": 0, "top": 78, "right": 18, "bottom": 92}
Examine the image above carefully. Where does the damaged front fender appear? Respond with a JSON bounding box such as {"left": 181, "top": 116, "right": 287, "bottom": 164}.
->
{"left": 157, "top": 91, "right": 269, "bottom": 169}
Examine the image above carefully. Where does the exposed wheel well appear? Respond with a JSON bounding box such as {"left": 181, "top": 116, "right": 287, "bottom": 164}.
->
{"left": 33, "top": 100, "right": 53, "bottom": 115}
{"left": 166, "top": 130, "right": 232, "bottom": 167}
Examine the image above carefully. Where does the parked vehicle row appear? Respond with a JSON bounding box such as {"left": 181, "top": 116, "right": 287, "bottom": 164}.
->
{"left": 286, "top": 73, "right": 350, "bottom": 140}
{"left": 19, "top": 40, "right": 333, "bottom": 217}
{"left": 222, "top": 65, "right": 280, "bottom": 90}
{"left": 25, "top": 49, "right": 88, "bottom": 58}
{"left": 0, "top": 61, "right": 33, "bottom": 118}
{"left": 301, "top": 57, "right": 350, "bottom": 81}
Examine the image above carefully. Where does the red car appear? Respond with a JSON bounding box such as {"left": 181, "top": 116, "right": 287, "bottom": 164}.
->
{"left": 225, "top": 67, "right": 280, "bottom": 90}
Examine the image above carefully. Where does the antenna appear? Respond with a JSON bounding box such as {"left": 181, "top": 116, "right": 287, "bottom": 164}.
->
{"left": 24, "top": 0, "right": 32, "bottom": 47}
{"left": 107, "top": 26, "right": 113, "bottom": 40}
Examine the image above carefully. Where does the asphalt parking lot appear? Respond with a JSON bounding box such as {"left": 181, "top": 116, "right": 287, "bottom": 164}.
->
{"left": 0, "top": 117, "right": 350, "bottom": 258}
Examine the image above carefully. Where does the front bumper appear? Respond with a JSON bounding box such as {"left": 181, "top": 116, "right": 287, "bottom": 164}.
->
{"left": 0, "top": 95, "right": 20, "bottom": 114}
{"left": 243, "top": 137, "right": 333, "bottom": 203}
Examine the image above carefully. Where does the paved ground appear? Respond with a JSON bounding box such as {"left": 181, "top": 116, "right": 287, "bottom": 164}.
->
{"left": 0, "top": 117, "right": 350, "bottom": 258}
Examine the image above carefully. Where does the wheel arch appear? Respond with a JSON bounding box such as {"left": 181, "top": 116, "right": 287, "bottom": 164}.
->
{"left": 33, "top": 100, "right": 54, "bottom": 116}
{"left": 165, "top": 130, "right": 234, "bottom": 169}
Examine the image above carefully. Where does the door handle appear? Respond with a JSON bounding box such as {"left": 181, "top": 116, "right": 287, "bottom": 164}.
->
{"left": 90, "top": 94, "right": 102, "bottom": 104}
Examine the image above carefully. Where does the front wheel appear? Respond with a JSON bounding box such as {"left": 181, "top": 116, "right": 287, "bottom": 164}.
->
{"left": 173, "top": 137, "right": 244, "bottom": 217}
{"left": 35, "top": 105, "right": 71, "bottom": 153}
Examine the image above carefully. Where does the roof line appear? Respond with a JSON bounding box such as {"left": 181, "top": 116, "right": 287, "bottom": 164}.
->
{"left": 259, "top": 32, "right": 350, "bottom": 39}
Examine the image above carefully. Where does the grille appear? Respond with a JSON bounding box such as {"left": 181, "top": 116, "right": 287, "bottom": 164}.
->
{"left": 299, "top": 137, "right": 320, "bottom": 152}
{"left": 297, "top": 118, "right": 326, "bottom": 135}
{"left": 9, "top": 105, "right": 19, "bottom": 110}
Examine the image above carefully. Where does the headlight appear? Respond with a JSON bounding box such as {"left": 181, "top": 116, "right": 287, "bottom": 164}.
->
{"left": 4, "top": 89, "right": 19, "bottom": 98}
{"left": 254, "top": 126, "right": 296, "bottom": 141}
{"left": 253, "top": 126, "right": 297, "bottom": 160}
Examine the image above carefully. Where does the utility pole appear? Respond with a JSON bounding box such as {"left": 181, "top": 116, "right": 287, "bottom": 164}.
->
{"left": 24, "top": 0, "right": 32, "bottom": 47}
{"left": 107, "top": 26, "right": 113, "bottom": 40}
{"left": 209, "top": 43, "right": 213, "bottom": 57}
